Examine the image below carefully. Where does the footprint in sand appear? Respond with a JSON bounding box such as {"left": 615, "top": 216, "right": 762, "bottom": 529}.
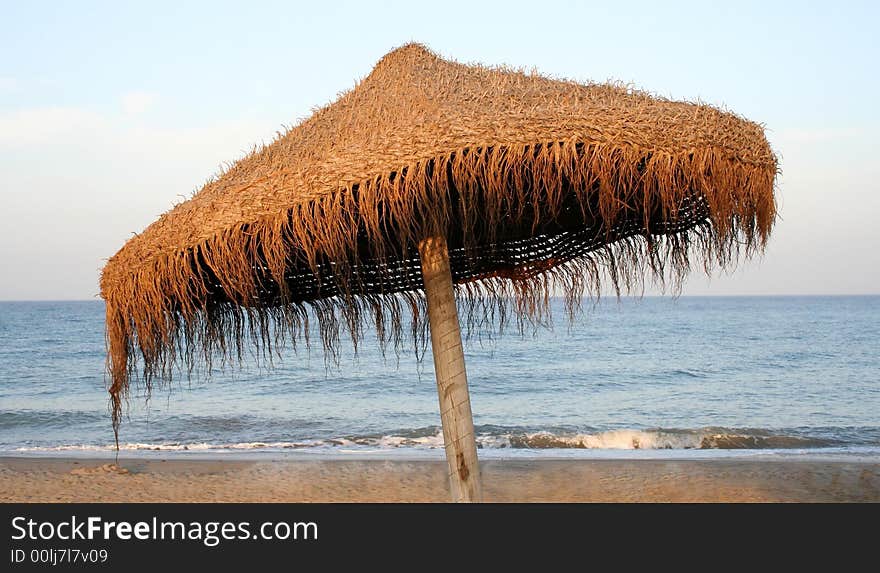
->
{"left": 69, "top": 463, "right": 130, "bottom": 476}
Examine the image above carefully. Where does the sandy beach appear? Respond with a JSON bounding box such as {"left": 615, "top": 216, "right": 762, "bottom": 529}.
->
{"left": 2, "top": 457, "right": 877, "bottom": 502}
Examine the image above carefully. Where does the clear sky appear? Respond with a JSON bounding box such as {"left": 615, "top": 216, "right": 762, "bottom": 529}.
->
{"left": 1, "top": 0, "right": 878, "bottom": 299}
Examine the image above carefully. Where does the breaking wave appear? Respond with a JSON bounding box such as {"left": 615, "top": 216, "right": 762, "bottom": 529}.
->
{"left": 13, "top": 426, "right": 861, "bottom": 453}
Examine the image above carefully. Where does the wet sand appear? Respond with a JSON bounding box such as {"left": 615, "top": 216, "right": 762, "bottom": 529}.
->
{"left": 2, "top": 457, "right": 878, "bottom": 502}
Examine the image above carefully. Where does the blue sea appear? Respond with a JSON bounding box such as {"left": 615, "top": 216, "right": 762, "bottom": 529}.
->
{"left": 1, "top": 297, "right": 878, "bottom": 460}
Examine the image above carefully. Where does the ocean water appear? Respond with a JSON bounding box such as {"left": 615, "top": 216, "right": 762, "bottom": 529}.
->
{"left": 1, "top": 297, "right": 878, "bottom": 460}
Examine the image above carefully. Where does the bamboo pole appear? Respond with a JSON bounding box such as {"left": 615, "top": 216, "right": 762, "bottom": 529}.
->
{"left": 418, "top": 235, "right": 483, "bottom": 502}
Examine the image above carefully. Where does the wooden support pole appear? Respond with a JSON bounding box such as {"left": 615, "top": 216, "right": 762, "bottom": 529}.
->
{"left": 418, "top": 235, "right": 483, "bottom": 502}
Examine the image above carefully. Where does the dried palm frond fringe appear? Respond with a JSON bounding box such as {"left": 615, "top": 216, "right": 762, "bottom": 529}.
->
{"left": 100, "top": 44, "right": 777, "bottom": 446}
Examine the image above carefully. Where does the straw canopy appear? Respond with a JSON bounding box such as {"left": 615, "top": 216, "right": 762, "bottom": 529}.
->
{"left": 101, "top": 43, "right": 777, "bottom": 437}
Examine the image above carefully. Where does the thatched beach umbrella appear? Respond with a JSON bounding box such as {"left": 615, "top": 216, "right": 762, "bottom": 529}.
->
{"left": 101, "top": 44, "right": 777, "bottom": 502}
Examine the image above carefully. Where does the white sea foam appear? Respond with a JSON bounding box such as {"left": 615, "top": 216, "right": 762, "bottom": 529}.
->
{"left": 482, "top": 429, "right": 705, "bottom": 450}
{"left": 9, "top": 427, "right": 837, "bottom": 454}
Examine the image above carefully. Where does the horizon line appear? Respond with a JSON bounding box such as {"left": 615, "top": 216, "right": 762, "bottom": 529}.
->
{"left": 2, "top": 293, "right": 879, "bottom": 303}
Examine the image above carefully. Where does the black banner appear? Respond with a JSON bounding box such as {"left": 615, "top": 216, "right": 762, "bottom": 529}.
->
{"left": 1, "top": 503, "right": 874, "bottom": 568}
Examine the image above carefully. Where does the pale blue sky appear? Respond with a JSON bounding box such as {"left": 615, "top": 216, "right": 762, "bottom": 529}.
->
{"left": 1, "top": 0, "right": 878, "bottom": 299}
